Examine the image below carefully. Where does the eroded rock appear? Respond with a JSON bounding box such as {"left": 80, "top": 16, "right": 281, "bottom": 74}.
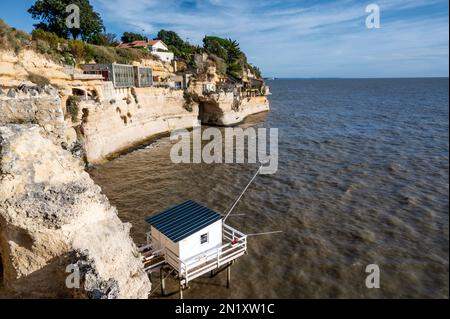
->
{"left": 0, "top": 124, "right": 151, "bottom": 298}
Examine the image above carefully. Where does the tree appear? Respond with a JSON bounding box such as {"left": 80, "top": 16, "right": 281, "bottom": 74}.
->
{"left": 88, "top": 33, "right": 119, "bottom": 46}
{"left": 203, "top": 37, "right": 228, "bottom": 61}
{"left": 157, "top": 30, "right": 185, "bottom": 48}
{"left": 224, "top": 38, "right": 242, "bottom": 62}
{"left": 203, "top": 36, "right": 248, "bottom": 78}
{"left": 157, "top": 29, "right": 202, "bottom": 62}
{"left": 28, "top": 0, "right": 104, "bottom": 40}
{"left": 203, "top": 36, "right": 243, "bottom": 63}
{"left": 121, "top": 32, "right": 146, "bottom": 43}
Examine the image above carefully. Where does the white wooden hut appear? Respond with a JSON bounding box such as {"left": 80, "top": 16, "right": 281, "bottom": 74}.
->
{"left": 141, "top": 200, "right": 247, "bottom": 295}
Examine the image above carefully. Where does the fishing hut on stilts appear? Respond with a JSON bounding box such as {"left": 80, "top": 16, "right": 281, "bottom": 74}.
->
{"left": 139, "top": 163, "right": 281, "bottom": 298}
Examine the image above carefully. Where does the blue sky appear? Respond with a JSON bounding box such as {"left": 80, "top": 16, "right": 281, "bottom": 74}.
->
{"left": 1, "top": 0, "right": 448, "bottom": 78}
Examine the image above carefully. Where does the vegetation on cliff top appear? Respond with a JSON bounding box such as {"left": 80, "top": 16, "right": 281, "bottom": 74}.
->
{"left": 157, "top": 29, "right": 262, "bottom": 79}
{"left": 0, "top": 19, "right": 31, "bottom": 54}
{"left": 121, "top": 32, "right": 147, "bottom": 44}
{"left": 28, "top": 0, "right": 104, "bottom": 41}
{"left": 203, "top": 36, "right": 261, "bottom": 78}
{"left": 0, "top": 19, "right": 156, "bottom": 66}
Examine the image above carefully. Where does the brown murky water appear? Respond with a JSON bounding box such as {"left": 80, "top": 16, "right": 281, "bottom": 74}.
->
{"left": 89, "top": 79, "right": 449, "bottom": 298}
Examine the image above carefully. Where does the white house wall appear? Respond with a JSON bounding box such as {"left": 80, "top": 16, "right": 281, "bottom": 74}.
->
{"left": 152, "top": 51, "right": 174, "bottom": 63}
{"left": 178, "top": 220, "right": 223, "bottom": 262}
{"left": 151, "top": 41, "right": 169, "bottom": 51}
{"left": 151, "top": 227, "right": 180, "bottom": 269}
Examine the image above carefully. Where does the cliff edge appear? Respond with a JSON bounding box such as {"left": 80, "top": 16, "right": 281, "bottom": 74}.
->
{"left": 0, "top": 124, "right": 151, "bottom": 298}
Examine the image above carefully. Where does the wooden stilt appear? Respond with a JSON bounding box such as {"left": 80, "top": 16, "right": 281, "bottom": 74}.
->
{"left": 227, "top": 263, "right": 231, "bottom": 289}
{"left": 179, "top": 283, "right": 184, "bottom": 300}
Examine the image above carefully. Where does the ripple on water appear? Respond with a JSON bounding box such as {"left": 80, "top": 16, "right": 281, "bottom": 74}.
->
{"left": 90, "top": 79, "right": 449, "bottom": 298}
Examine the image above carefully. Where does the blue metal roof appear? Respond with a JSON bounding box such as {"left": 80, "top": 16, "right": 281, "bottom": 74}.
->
{"left": 145, "top": 200, "right": 222, "bottom": 242}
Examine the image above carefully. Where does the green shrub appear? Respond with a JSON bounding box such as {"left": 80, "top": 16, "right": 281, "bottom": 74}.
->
{"left": 62, "top": 52, "right": 75, "bottom": 66}
{"left": 1, "top": 19, "right": 160, "bottom": 66}
{"left": 31, "top": 29, "right": 64, "bottom": 50}
{"left": 0, "top": 19, "right": 31, "bottom": 53}
{"left": 66, "top": 96, "right": 81, "bottom": 122}
{"left": 35, "top": 39, "right": 51, "bottom": 55}
{"left": 0, "top": 19, "right": 9, "bottom": 36}
{"left": 115, "top": 48, "right": 154, "bottom": 64}
{"left": 69, "top": 40, "right": 86, "bottom": 61}
{"left": 83, "top": 44, "right": 95, "bottom": 62}
{"left": 209, "top": 54, "right": 227, "bottom": 75}
{"left": 27, "top": 72, "right": 50, "bottom": 86}
{"left": 89, "top": 45, "right": 117, "bottom": 64}
{"left": 247, "top": 63, "right": 262, "bottom": 78}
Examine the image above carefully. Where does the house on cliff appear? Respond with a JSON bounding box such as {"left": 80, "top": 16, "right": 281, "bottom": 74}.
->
{"left": 81, "top": 64, "right": 153, "bottom": 88}
{"left": 118, "top": 40, "right": 174, "bottom": 63}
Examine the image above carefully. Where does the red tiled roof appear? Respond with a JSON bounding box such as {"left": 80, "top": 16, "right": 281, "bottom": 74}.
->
{"left": 117, "top": 39, "right": 165, "bottom": 49}
{"left": 117, "top": 40, "right": 148, "bottom": 48}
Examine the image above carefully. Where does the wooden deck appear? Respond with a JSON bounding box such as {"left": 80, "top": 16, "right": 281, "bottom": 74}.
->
{"left": 139, "top": 224, "right": 247, "bottom": 286}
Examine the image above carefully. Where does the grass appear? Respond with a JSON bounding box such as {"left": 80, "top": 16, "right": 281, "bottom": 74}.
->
{"left": 0, "top": 19, "right": 157, "bottom": 66}
{"left": 27, "top": 72, "right": 50, "bottom": 86}
{"left": 0, "top": 19, "right": 31, "bottom": 54}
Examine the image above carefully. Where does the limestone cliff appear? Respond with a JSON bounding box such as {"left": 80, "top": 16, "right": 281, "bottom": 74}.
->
{"left": 0, "top": 125, "right": 151, "bottom": 298}
{"left": 0, "top": 48, "right": 198, "bottom": 164}
{"left": 0, "top": 50, "right": 102, "bottom": 89}
{"left": 0, "top": 41, "right": 270, "bottom": 163}
{"left": 187, "top": 59, "right": 270, "bottom": 126}
{"left": 77, "top": 85, "right": 199, "bottom": 164}
{"left": 198, "top": 92, "right": 269, "bottom": 126}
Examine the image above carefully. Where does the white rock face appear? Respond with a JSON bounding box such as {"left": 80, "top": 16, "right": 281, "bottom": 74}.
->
{"left": 0, "top": 125, "right": 151, "bottom": 298}
{"left": 80, "top": 85, "right": 200, "bottom": 164}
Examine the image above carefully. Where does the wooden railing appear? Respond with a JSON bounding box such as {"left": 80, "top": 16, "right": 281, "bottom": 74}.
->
{"left": 140, "top": 225, "right": 247, "bottom": 282}
{"left": 180, "top": 224, "right": 247, "bottom": 285}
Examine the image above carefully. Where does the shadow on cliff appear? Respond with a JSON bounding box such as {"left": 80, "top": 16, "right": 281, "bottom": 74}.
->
{"left": 0, "top": 252, "right": 82, "bottom": 299}
{"left": 199, "top": 101, "right": 225, "bottom": 126}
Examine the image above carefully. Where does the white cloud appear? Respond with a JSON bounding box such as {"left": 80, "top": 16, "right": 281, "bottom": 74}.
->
{"left": 93, "top": 0, "right": 449, "bottom": 77}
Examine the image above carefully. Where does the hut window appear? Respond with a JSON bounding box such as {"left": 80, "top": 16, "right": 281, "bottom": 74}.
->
{"left": 200, "top": 233, "right": 209, "bottom": 245}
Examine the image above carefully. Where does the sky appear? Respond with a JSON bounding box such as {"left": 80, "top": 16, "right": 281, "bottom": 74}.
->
{"left": 0, "top": 0, "right": 448, "bottom": 78}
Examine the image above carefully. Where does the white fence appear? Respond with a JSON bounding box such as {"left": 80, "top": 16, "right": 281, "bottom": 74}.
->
{"left": 140, "top": 224, "right": 247, "bottom": 285}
